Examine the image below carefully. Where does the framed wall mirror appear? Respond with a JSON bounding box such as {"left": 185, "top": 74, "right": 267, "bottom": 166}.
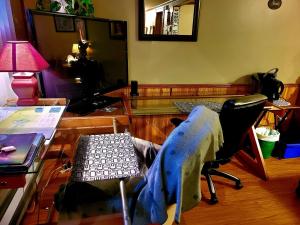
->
{"left": 138, "top": 0, "right": 200, "bottom": 41}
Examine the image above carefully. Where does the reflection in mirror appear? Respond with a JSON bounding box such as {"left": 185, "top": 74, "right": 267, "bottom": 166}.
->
{"left": 28, "top": 10, "right": 128, "bottom": 100}
{"left": 139, "top": 0, "right": 200, "bottom": 41}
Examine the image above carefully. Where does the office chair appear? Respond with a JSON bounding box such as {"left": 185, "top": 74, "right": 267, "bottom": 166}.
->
{"left": 172, "top": 94, "right": 268, "bottom": 204}
{"left": 202, "top": 94, "right": 267, "bottom": 204}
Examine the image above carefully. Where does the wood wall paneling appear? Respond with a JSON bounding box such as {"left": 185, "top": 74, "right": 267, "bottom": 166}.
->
{"left": 132, "top": 114, "right": 187, "bottom": 144}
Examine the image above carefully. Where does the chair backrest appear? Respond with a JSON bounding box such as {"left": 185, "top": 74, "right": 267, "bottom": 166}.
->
{"left": 216, "top": 94, "right": 267, "bottom": 159}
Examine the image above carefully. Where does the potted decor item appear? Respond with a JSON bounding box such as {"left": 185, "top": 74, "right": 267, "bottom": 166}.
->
{"left": 50, "top": 0, "right": 67, "bottom": 13}
{"left": 50, "top": 0, "right": 78, "bottom": 14}
{"left": 73, "top": 0, "right": 94, "bottom": 16}
{"left": 49, "top": 0, "right": 94, "bottom": 16}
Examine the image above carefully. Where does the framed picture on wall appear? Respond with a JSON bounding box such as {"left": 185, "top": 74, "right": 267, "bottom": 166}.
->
{"left": 109, "top": 21, "right": 126, "bottom": 40}
{"left": 54, "top": 15, "right": 75, "bottom": 32}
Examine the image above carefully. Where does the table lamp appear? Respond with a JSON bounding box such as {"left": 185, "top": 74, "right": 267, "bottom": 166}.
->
{"left": 72, "top": 43, "right": 79, "bottom": 57}
{"left": 0, "top": 41, "right": 49, "bottom": 106}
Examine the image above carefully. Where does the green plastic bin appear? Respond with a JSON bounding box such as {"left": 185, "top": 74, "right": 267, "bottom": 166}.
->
{"left": 256, "top": 127, "right": 280, "bottom": 159}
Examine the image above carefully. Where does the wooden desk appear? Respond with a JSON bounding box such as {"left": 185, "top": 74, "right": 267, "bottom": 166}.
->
{"left": 0, "top": 99, "right": 68, "bottom": 225}
{"left": 45, "top": 98, "right": 131, "bottom": 225}
{"left": 1, "top": 97, "right": 130, "bottom": 224}
{"left": 0, "top": 99, "right": 66, "bottom": 224}
{"left": 129, "top": 95, "right": 237, "bottom": 143}
{"left": 48, "top": 98, "right": 130, "bottom": 160}
{"left": 263, "top": 102, "right": 300, "bottom": 131}
{"left": 128, "top": 95, "right": 298, "bottom": 181}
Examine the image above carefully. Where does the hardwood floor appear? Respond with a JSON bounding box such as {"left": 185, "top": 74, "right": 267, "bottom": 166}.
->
{"left": 21, "top": 157, "right": 300, "bottom": 225}
{"left": 181, "top": 157, "right": 300, "bottom": 225}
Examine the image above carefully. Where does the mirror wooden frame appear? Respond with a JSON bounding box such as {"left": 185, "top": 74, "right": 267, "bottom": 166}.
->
{"left": 138, "top": 0, "right": 200, "bottom": 41}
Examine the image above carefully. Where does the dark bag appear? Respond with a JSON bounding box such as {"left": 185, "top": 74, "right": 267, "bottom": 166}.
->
{"left": 252, "top": 68, "right": 284, "bottom": 100}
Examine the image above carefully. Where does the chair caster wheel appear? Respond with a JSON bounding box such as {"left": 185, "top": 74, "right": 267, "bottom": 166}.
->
{"left": 235, "top": 181, "right": 243, "bottom": 189}
{"left": 209, "top": 196, "right": 218, "bottom": 204}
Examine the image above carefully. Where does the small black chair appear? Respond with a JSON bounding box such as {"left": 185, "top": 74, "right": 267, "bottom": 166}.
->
{"left": 171, "top": 94, "right": 268, "bottom": 204}
{"left": 202, "top": 94, "right": 267, "bottom": 204}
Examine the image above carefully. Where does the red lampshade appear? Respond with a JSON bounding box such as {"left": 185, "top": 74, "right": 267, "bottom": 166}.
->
{"left": 0, "top": 41, "right": 49, "bottom": 72}
{"left": 0, "top": 41, "right": 49, "bottom": 106}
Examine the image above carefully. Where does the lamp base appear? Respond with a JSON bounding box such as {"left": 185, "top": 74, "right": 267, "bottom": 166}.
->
{"left": 16, "top": 97, "right": 39, "bottom": 106}
{"left": 11, "top": 72, "right": 39, "bottom": 106}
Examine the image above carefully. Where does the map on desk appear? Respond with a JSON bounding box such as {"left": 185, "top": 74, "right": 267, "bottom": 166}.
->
{"left": 0, "top": 106, "right": 65, "bottom": 140}
{"left": 71, "top": 133, "right": 140, "bottom": 182}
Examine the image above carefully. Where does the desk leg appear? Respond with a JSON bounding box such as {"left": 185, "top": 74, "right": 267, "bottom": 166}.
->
{"left": 236, "top": 126, "right": 268, "bottom": 180}
{"left": 275, "top": 109, "right": 292, "bottom": 130}
{"left": 120, "top": 179, "right": 131, "bottom": 225}
{"left": 255, "top": 109, "right": 267, "bottom": 127}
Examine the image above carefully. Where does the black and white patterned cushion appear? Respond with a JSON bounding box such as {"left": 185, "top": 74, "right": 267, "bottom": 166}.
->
{"left": 71, "top": 133, "right": 140, "bottom": 182}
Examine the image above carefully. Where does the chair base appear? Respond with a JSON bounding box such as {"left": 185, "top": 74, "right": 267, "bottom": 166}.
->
{"left": 204, "top": 168, "right": 243, "bottom": 204}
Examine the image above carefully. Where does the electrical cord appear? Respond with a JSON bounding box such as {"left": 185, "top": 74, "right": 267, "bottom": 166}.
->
{"left": 46, "top": 162, "right": 73, "bottom": 224}
{"left": 37, "top": 165, "right": 62, "bottom": 224}
{"left": 36, "top": 161, "right": 72, "bottom": 224}
{"left": 26, "top": 181, "right": 38, "bottom": 214}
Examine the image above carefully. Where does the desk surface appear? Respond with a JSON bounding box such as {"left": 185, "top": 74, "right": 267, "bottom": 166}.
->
{"left": 130, "top": 95, "right": 235, "bottom": 116}
{"left": 128, "top": 95, "right": 300, "bottom": 182}
{"left": 0, "top": 105, "right": 65, "bottom": 140}
{"left": 6, "top": 98, "right": 127, "bottom": 117}
{"left": 130, "top": 95, "right": 300, "bottom": 116}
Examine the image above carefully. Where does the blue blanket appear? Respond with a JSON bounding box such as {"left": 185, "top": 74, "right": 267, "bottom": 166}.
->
{"left": 132, "top": 106, "right": 223, "bottom": 225}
